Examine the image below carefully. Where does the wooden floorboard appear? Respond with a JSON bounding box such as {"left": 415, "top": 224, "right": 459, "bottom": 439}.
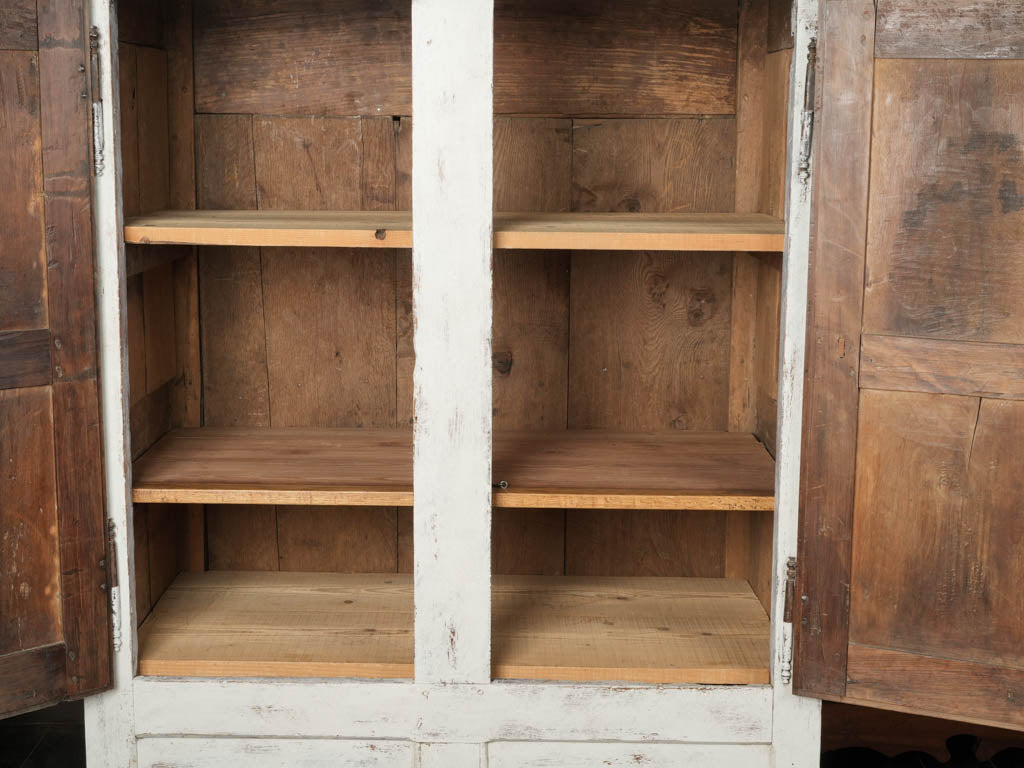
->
{"left": 124, "top": 211, "right": 785, "bottom": 252}
{"left": 132, "top": 428, "right": 775, "bottom": 511}
{"left": 137, "top": 572, "right": 770, "bottom": 684}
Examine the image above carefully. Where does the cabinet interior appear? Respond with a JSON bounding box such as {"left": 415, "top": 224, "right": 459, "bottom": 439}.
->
{"left": 123, "top": 0, "right": 793, "bottom": 685}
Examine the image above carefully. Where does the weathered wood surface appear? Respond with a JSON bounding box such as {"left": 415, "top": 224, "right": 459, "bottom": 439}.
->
{"left": 876, "top": 0, "right": 1024, "bottom": 59}
{"left": 0, "top": 388, "right": 60, "bottom": 655}
{"left": 137, "top": 572, "right": 768, "bottom": 685}
{"left": 767, "top": 0, "right": 793, "bottom": 52}
{"left": 795, "top": 0, "right": 875, "bottom": 698}
{"left": 0, "top": 51, "right": 46, "bottom": 331}
{"left": 0, "top": 644, "right": 66, "bottom": 718}
{"left": 864, "top": 60, "right": 1024, "bottom": 345}
{"left": 0, "top": 0, "right": 37, "bottom": 50}
{"left": 851, "top": 392, "right": 1024, "bottom": 673}
{"left": 192, "top": 0, "right": 736, "bottom": 117}
{"left": 846, "top": 645, "right": 1024, "bottom": 731}
{"left": 0, "top": 329, "right": 50, "bottom": 389}
{"left": 861, "top": 334, "right": 1024, "bottom": 400}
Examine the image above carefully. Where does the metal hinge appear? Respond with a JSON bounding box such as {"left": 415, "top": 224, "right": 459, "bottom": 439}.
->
{"left": 780, "top": 556, "right": 798, "bottom": 685}
{"left": 782, "top": 556, "right": 798, "bottom": 623}
{"left": 89, "top": 26, "right": 105, "bottom": 177}
{"left": 797, "top": 38, "right": 817, "bottom": 185}
{"left": 105, "top": 519, "right": 122, "bottom": 652}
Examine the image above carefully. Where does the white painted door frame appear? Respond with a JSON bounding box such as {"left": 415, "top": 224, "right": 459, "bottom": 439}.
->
{"left": 83, "top": 0, "right": 822, "bottom": 765}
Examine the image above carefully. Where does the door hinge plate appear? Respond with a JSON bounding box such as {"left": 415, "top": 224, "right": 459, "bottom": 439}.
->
{"left": 797, "top": 38, "right": 817, "bottom": 185}
{"left": 89, "top": 25, "right": 105, "bottom": 177}
{"left": 783, "top": 556, "right": 798, "bottom": 623}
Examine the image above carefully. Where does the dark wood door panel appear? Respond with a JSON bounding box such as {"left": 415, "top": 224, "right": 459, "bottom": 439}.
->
{"left": 864, "top": 59, "right": 1024, "bottom": 345}
{"left": 851, "top": 391, "right": 1024, "bottom": 669}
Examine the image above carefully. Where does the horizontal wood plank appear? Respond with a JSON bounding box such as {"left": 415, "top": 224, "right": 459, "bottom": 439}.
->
{"left": 846, "top": 644, "right": 1024, "bottom": 731}
{"left": 0, "top": 329, "right": 50, "bottom": 390}
{"left": 861, "top": 334, "right": 1024, "bottom": 400}
{"left": 138, "top": 572, "right": 769, "bottom": 684}
{"left": 132, "top": 428, "right": 775, "bottom": 511}
{"left": 125, "top": 211, "right": 785, "bottom": 252}
{"left": 0, "top": 644, "right": 66, "bottom": 718}
{"left": 876, "top": 0, "right": 1024, "bottom": 59}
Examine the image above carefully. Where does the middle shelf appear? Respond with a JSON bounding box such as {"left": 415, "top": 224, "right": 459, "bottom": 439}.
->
{"left": 132, "top": 428, "right": 776, "bottom": 511}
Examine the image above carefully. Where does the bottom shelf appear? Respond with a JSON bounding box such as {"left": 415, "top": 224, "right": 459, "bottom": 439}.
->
{"left": 138, "top": 572, "right": 769, "bottom": 684}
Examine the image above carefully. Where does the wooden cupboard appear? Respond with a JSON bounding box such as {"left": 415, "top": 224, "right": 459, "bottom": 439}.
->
{"left": 0, "top": 0, "right": 1021, "bottom": 765}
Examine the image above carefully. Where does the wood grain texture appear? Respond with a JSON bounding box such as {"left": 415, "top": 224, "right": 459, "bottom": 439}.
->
{"left": 0, "top": 387, "right": 60, "bottom": 655}
{"left": 36, "top": 30, "right": 89, "bottom": 196}
{"left": 0, "top": 644, "right": 65, "bottom": 719}
{"left": 0, "top": 329, "right": 50, "bottom": 390}
{"left": 794, "top": 0, "right": 875, "bottom": 698}
{"left": 194, "top": 0, "right": 411, "bottom": 116}
{"left": 129, "top": 379, "right": 170, "bottom": 461}
{"left": 861, "top": 334, "right": 1024, "bottom": 400}
{"left": 754, "top": 259, "right": 781, "bottom": 449}
{"left": 164, "top": 0, "right": 195, "bottom": 212}
{"left": 729, "top": 0, "right": 767, "bottom": 434}
{"left": 0, "top": 51, "right": 46, "bottom": 331}
{"left": 568, "top": 116, "right": 738, "bottom": 580}
{"left": 767, "top": 0, "right": 793, "bottom": 52}
{"left": 864, "top": 60, "right": 1024, "bottom": 346}
{"left": 137, "top": 46, "right": 169, "bottom": 215}
{"left": 493, "top": 117, "right": 572, "bottom": 576}
{"left": 117, "top": 0, "right": 163, "bottom": 47}
{"left": 760, "top": 50, "right": 792, "bottom": 221}
{"left": 195, "top": 114, "right": 275, "bottom": 570}
{"left": 0, "top": 0, "right": 37, "bottom": 50}
{"left": 134, "top": 505, "right": 152, "bottom": 625}
{"left": 846, "top": 645, "right": 1024, "bottom": 731}
{"left": 142, "top": 262, "right": 176, "bottom": 395}
{"left": 138, "top": 572, "right": 769, "bottom": 684}
{"left": 132, "top": 429, "right": 774, "bottom": 511}
{"left": 850, "top": 391, "right": 1024, "bottom": 671}
{"left": 125, "top": 210, "right": 785, "bottom": 252}
{"left": 876, "top": 0, "right": 1024, "bottom": 59}
{"left": 253, "top": 115, "right": 400, "bottom": 574}
{"left": 494, "top": 0, "right": 737, "bottom": 116}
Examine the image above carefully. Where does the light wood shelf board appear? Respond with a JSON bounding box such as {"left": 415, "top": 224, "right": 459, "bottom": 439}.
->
{"left": 138, "top": 572, "right": 770, "bottom": 684}
{"left": 132, "top": 428, "right": 775, "bottom": 511}
{"left": 124, "top": 211, "right": 785, "bottom": 252}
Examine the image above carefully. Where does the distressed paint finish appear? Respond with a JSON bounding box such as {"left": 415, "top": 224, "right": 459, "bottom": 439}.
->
{"left": 83, "top": 1, "right": 140, "bottom": 765}
{"left": 132, "top": 678, "right": 772, "bottom": 744}
{"left": 419, "top": 743, "right": 483, "bottom": 768}
{"left": 488, "top": 742, "right": 771, "bottom": 768}
{"left": 137, "top": 738, "right": 414, "bottom": 768}
{"left": 412, "top": 0, "right": 494, "bottom": 684}
{"left": 770, "top": 1, "right": 823, "bottom": 765}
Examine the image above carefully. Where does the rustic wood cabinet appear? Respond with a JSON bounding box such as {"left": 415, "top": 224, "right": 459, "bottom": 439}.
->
{"left": 0, "top": 0, "right": 1021, "bottom": 765}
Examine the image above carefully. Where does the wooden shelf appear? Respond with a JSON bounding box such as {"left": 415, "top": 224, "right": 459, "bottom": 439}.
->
{"left": 123, "top": 211, "right": 785, "bottom": 252}
{"left": 138, "top": 572, "right": 770, "bottom": 684}
{"left": 132, "top": 428, "right": 775, "bottom": 511}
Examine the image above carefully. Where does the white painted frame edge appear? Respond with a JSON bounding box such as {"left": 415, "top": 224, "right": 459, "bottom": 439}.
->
{"left": 411, "top": 0, "right": 494, "bottom": 685}
{"left": 131, "top": 678, "right": 772, "bottom": 744}
{"left": 769, "top": 0, "right": 823, "bottom": 765}
{"left": 84, "top": 1, "right": 140, "bottom": 767}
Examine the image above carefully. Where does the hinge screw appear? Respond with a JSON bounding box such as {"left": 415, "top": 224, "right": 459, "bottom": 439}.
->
{"left": 99, "top": 583, "right": 107, "bottom": 592}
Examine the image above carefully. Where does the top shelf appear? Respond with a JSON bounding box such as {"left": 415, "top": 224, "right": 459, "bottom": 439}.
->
{"left": 123, "top": 211, "right": 785, "bottom": 252}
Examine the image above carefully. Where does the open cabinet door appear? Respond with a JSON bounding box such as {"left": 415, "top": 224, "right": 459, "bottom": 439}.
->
{"left": 0, "top": 0, "right": 111, "bottom": 717}
{"left": 795, "top": 0, "right": 1024, "bottom": 730}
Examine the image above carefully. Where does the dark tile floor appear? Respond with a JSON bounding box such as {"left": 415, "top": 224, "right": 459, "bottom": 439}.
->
{"left": 0, "top": 702, "right": 85, "bottom": 768}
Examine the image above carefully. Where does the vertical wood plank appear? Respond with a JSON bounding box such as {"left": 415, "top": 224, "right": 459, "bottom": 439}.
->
{"left": 396, "top": 116, "right": 414, "bottom": 574}
{"left": 0, "top": 1, "right": 37, "bottom": 50}
{"left": 126, "top": 275, "right": 146, "bottom": 407}
{"left": 134, "top": 505, "right": 152, "bottom": 624}
{"left": 794, "top": 0, "right": 875, "bottom": 698}
{"left": 492, "top": 117, "right": 571, "bottom": 576}
{"left": 0, "top": 51, "right": 46, "bottom": 331}
{"left": 412, "top": 0, "right": 493, "bottom": 684}
{"left": 142, "top": 262, "right": 176, "bottom": 394}
{"left": 196, "top": 113, "right": 276, "bottom": 571}
{"left": 136, "top": 46, "right": 169, "bottom": 215}
{"left": 253, "top": 115, "right": 399, "bottom": 573}
{"left": 0, "top": 388, "right": 61, "bottom": 654}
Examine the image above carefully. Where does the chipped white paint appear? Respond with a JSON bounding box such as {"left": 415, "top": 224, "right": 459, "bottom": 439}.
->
{"left": 132, "top": 678, "right": 772, "bottom": 744}
{"left": 83, "top": 1, "right": 139, "bottom": 767}
{"left": 136, "top": 738, "right": 414, "bottom": 768}
{"left": 770, "top": 0, "right": 823, "bottom": 766}
{"left": 419, "top": 742, "right": 485, "bottom": 768}
{"left": 411, "top": 0, "right": 494, "bottom": 685}
{"left": 488, "top": 742, "right": 771, "bottom": 768}
{"left": 83, "top": 0, "right": 828, "bottom": 763}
